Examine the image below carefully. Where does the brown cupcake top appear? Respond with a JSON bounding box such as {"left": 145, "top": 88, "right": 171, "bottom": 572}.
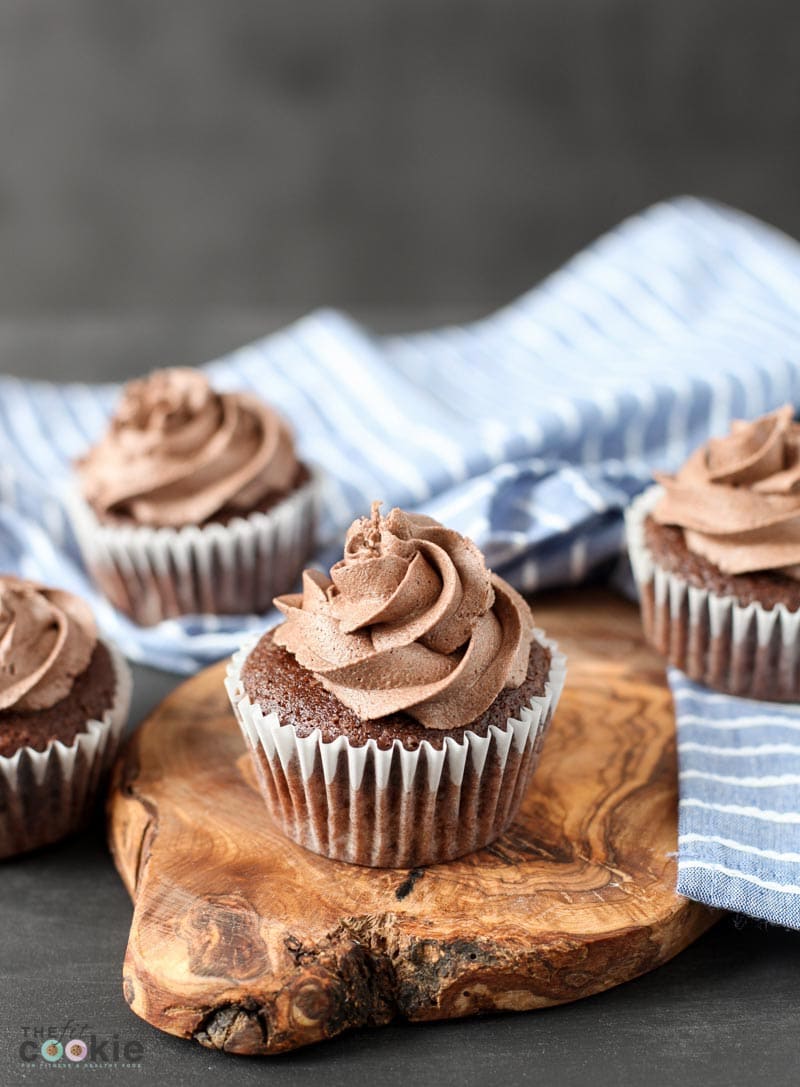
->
{"left": 76, "top": 368, "right": 300, "bottom": 528}
{"left": 272, "top": 503, "right": 535, "bottom": 730}
{"left": 243, "top": 629, "right": 551, "bottom": 750}
{"left": 654, "top": 405, "right": 800, "bottom": 579}
{"left": 0, "top": 576, "right": 97, "bottom": 712}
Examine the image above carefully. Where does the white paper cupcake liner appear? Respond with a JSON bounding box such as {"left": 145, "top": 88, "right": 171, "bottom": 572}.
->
{"left": 0, "top": 641, "right": 132, "bottom": 860}
{"left": 626, "top": 485, "right": 800, "bottom": 700}
{"left": 68, "top": 471, "right": 322, "bottom": 626}
{"left": 225, "top": 631, "right": 566, "bottom": 868}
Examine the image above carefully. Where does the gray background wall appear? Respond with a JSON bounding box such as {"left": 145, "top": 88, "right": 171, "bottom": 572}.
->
{"left": 0, "top": 0, "right": 798, "bottom": 318}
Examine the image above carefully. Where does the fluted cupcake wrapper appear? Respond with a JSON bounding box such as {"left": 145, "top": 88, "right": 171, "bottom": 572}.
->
{"left": 626, "top": 485, "right": 800, "bottom": 701}
{"left": 225, "top": 632, "right": 566, "bottom": 868}
{"left": 0, "top": 641, "right": 132, "bottom": 860}
{"left": 68, "top": 471, "right": 322, "bottom": 626}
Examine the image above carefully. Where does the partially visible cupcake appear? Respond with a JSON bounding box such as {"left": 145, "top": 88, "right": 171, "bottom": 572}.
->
{"left": 70, "top": 368, "right": 319, "bottom": 625}
{"left": 226, "top": 503, "right": 566, "bottom": 868}
{"left": 626, "top": 405, "right": 800, "bottom": 700}
{"left": 0, "top": 576, "right": 131, "bottom": 859}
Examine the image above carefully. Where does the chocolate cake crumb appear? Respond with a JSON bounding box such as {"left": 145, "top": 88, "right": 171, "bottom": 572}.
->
{"left": 0, "top": 642, "right": 117, "bottom": 758}
{"left": 644, "top": 515, "right": 800, "bottom": 613}
{"left": 241, "top": 628, "right": 552, "bottom": 750}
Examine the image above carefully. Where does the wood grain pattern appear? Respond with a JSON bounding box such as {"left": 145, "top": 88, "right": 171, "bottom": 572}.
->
{"left": 107, "top": 588, "right": 717, "bottom": 1056}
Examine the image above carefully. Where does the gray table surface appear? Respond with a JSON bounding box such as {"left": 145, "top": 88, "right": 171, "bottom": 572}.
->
{"left": 1, "top": 317, "right": 798, "bottom": 1087}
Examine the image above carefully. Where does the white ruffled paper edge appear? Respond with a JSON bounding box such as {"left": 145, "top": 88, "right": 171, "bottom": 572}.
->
{"left": 625, "top": 485, "right": 800, "bottom": 649}
{"left": 224, "top": 630, "right": 567, "bottom": 793}
{"left": 0, "top": 640, "right": 132, "bottom": 856}
{"left": 67, "top": 469, "right": 323, "bottom": 623}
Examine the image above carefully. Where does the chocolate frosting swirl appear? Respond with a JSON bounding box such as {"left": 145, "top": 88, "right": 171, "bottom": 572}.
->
{"left": 77, "top": 368, "right": 300, "bottom": 528}
{"left": 0, "top": 577, "right": 97, "bottom": 712}
{"left": 273, "top": 504, "right": 535, "bottom": 729}
{"left": 654, "top": 405, "right": 800, "bottom": 578}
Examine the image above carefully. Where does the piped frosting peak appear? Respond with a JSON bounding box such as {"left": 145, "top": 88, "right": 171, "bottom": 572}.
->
{"left": 654, "top": 405, "right": 800, "bottom": 578}
{"left": 273, "top": 503, "right": 535, "bottom": 729}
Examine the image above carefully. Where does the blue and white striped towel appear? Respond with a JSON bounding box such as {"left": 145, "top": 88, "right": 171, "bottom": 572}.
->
{"left": 671, "top": 672, "right": 800, "bottom": 928}
{"left": 1, "top": 194, "right": 800, "bottom": 925}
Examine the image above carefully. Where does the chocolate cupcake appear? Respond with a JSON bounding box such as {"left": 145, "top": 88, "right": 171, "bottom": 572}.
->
{"left": 626, "top": 405, "right": 800, "bottom": 700}
{"left": 69, "top": 368, "right": 320, "bottom": 625}
{"left": 0, "top": 576, "right": 131, "bottom": 859}
{"left": 226, "top": 503, "right": 565, "bottom": 868}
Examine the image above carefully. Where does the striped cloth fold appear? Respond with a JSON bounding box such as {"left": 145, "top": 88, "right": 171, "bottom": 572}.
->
{"left": 671, "top": 671, "right": 800, "bottom": 929}
{"left": 1, "top": 194, "right": 800, "bottom": 925}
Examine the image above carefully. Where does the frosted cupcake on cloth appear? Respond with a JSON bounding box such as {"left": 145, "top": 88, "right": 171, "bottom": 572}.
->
{"left": 226, "top": 503, "right": 566, "bottom": 868}
{"left": 626, "top": 405, "right": 800, "bottom": 700}
{"left": 0, "top": 576, "right": 131, "bottom": 859}
{"left": 70, "top": 368, "right": 319, "bottom": 625}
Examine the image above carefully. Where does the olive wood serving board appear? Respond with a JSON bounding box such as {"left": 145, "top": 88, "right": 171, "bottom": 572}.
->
{"left": 107, "top": 588, "right": 717, "bottom": 1056}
